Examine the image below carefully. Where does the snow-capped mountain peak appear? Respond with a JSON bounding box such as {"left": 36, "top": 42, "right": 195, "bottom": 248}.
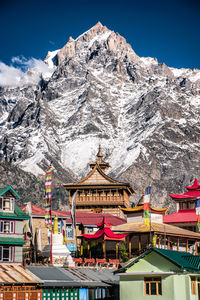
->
{"left": 0, "top": 23, "right": 200, "bottom": 207}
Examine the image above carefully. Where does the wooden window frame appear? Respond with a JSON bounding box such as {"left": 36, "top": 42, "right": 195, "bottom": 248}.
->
{"left": 144, "top": 277, "right": 162, "bottom": 296}
{"left": 0, "top": 197, "right": 14, "bottom": 212}
{"left": 0, "top": 220, "right": 14, "bottom": 233}
{"left": 66, "top": 226, "right": 74, "bottom": 239}
{"left": 0, "top": 246, "right": 14, "bottom": 262}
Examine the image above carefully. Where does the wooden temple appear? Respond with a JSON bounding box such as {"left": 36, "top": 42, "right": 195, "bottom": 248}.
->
{"left": 62, "top": 145, "right": 134, "bottom": 217}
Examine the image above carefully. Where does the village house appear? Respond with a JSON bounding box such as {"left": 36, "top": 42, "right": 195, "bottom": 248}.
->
{"left": 28, "top": 266, "right": 119, "bottom": 300}
{"left": 117, "top": 247, "right": 200, "bottom": 300}
{"left": 0, "top": 264, "right": 43, "bottom": 300}
{"left": 0, "top": 186, "right": 29, "bottom": 264}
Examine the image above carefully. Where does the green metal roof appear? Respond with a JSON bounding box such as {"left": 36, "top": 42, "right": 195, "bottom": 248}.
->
{"left": 0, "top": 237, "right": 25, "bottom": 245}
{"left": 116, "top": 248, "right": 200, "bottom": 274}
{"left": 0, "top": 186, "right": 21, "bottom": 199}
{"left": 0, "top": 204, "right": 30, "bottom": 220}
{"left": 153, "top": 248, "right": 200, "bottom": 272}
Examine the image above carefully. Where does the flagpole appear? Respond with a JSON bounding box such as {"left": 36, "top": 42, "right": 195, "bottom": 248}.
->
{"left": 149, "top": 187, "right": 152, "bottom": 247}
{"left": 50, "top": 168, "right": 53, "bottom": 265}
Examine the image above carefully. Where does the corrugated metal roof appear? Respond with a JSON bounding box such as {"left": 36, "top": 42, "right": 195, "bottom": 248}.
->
{"left": 164, "top": 209, "right": 197, "bottom": 224}
{"left": 112, "top": 221, "right": 200, "bottom": 239}
{"left": 0, "top": 204, "right": 29, "bottom": 220}
{"left": 28, "top": 266, "right": 119, "bottom": 288}
{"left": 117, "top": 248, "right": 200, "bottom": 274}
{"left": 0, "top": 237, "right": 25, "bottom": 245}
{"left": 28, "top": 266, "right": 72, "bottom": 281}
{"left": 20, "top": 204, "right": 126, "bottom": 226}
{"left": 0, "top": 265, "right": 43, "bottom": 284}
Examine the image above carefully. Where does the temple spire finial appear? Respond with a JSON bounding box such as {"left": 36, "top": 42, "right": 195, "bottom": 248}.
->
{"left": 89, "top": 145, "right": 110, "bottom": 170}
{"left": 96, "top": 144, "right": 103, "bottom": 163}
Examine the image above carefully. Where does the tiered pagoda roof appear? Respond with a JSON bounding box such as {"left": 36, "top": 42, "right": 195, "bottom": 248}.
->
{"left": 169, "top": 178, "right": 200, "bottom": 200}
{"left": 164, "top": 178, "right": 200, "bottom": 225}
{"left": 62, "top": 145, "right": 134, "bottom": 194}
{"left": 88, "top": 144, "right": 110, "bottom": 171}
{"left": 81, "top": 216, "right": 128, "bottom": 241}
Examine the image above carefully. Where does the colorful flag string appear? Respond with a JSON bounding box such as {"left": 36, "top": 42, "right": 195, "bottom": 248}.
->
{"left": 45, "top": 166, "right": 52, "bottom": 230}
{"left": 143, "top": 186, "right": 151, "bottom": 227}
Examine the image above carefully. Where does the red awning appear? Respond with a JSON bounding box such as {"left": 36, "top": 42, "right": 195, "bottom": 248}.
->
{"left": 82, "top": 227, "right": 128, "bottom": 240}
{"left": 81, "top": 216, "right": 128, "bottom": 240}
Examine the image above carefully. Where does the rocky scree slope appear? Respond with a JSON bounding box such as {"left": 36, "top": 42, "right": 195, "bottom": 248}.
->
{"left": 0, "top": 22, "right": 200, "bottom": 208}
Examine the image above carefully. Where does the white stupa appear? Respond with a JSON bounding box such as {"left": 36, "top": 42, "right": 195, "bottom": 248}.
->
{"left": 42, "top": 216, "right": 75, "bottom": 267}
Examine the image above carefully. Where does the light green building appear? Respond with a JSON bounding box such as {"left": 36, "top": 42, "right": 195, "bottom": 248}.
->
{"left": 117, "top": 248, "right": 200, "bottom": 300}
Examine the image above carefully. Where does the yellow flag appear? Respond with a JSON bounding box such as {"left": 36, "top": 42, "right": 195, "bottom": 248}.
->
{"left": 53, "top": 216, "right": 58, "bottom": 234}
{"left": 144, "top": 218, "right": 150, "bottom": 227}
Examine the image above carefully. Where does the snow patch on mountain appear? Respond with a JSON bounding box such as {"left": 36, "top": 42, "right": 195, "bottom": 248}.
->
{"left": 170, "top": 67, "right": 200, "bottom": 82}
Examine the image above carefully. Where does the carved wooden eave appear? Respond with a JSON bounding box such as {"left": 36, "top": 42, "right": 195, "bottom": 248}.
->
{"left": 62, "top": 164, "right": 134, "bottom": 195}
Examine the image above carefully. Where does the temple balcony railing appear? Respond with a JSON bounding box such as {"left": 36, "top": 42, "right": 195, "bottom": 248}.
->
{"left": 75, "top": 194, "right": 129, "bottom": 207}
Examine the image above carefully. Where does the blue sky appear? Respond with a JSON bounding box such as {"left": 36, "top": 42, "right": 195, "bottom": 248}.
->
{"left": 0, "top": 0, "right": 200, "bottom": 69}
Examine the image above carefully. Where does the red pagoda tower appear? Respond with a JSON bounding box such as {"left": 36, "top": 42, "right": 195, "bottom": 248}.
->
{"left": 164, "top": 178, "right": 200, "bottom": 231}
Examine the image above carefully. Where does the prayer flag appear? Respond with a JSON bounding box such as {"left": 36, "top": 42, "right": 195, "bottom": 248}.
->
{"left": 26, "top": 201, "right": 33, "bottom": 241}
{"left": 45, "top": 166, "right": 52, "bottom": 230}
{"left": 196, "top": 199, "right": 200, "bottom": 231}
{"left": 61, "top": 219, "right": 66, "bottom": 244}
{"left": 143, "top": 187, "right": 151, "bottom": 227}
{"left": 23, "top": 224, "right": 28, "bottom": 241}
{"left": 37, "top": 227, "right": 42, "bottom": 252}
{"left": 71, "top": 191, "right": 77, "bottom": 230}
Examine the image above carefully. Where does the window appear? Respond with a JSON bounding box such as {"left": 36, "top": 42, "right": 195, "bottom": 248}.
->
{"left": 191, "top": 277, "right": 196, "bottom": 295}
{"left": 190, "top": 202, "right": 195, "bottom": 209}
{"left": 0, "top": 221, "right": 14, "bottom": 233}
{"left": 179, "top": 201, "right": 195, "bottom": 210}
{"left": 0, "top": 197, "right": 14, "bottom": 212}
{"left": 66, "top": 226, "right": 74, "bottom": 239}
{"left": 0, "top": 246, "right": 14, "bottom": 262}
{"left": 144, "top": 277, "right": 162, "bottom": 296}
{"left": 87, "top": 227, "right": 94, "bottom": 233}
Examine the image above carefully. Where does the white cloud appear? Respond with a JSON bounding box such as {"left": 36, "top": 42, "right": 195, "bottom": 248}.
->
{"left": 0, "top": 56, "right": 56, "bottom": 88}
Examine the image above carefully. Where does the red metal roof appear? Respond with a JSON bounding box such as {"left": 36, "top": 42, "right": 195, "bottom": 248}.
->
{"left": 169, "top": 178, "right": 200, "bottom": 200}
{"left": 169, "top": 190, "right": 200, "bottom": 200}
{"left": 20, "top": 204, "right": 126, "bottom": 226}
{"left": 186, "top": 178, "right": 200, "bottom": 190}
{"left": 169, "top": 191, "right": 200, "bottom": 199}
{"left": 163, "top": 209, "right": 197, "bottom": 224}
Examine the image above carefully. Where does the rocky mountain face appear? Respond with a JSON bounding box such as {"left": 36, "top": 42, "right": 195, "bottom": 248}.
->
{"left": 0, "top": 22, "right": 200, "bottom": 209}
